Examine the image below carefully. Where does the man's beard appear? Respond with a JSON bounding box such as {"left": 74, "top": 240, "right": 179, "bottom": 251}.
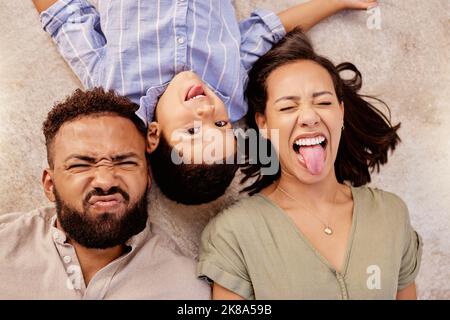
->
{"left": 54, "top": 186, "right": 149, "bottom": 249}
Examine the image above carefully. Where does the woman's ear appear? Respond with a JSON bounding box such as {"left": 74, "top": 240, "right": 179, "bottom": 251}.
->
{"left": 255, "top": 112, "right": 268, "bottom": 139}
{"left": 42, "top": 169, "right": 56, "bottom": 202}
{"left": 147, "top": 122, "right": 161, "bottom": 154}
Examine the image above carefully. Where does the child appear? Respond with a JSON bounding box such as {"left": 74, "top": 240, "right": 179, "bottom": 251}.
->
{"left": 32, "top": 0, "right": 378, "bottom": 204}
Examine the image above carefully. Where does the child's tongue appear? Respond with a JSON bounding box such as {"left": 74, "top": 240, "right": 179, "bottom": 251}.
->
{"left": 299, "top": 145, "right": 325, "bottom": 175}
{"left": 186, "top": 84, "right": 204, "bottom": 100}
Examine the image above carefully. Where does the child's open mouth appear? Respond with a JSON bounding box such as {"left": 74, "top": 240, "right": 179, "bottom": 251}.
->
{"left": 292, "top": 135, "right": 328, "bottom": 175}
{"left": 185, "top": 84, "right": 206, "bottom": 101}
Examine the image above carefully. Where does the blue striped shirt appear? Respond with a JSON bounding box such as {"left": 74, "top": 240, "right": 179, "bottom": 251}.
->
{"left": 41, "top": 0, "right": 286, "bottom": 123}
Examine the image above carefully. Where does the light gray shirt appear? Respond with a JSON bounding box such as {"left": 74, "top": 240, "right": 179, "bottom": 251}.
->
{"left": 0, "top": 207, "right": 210, "bottom": 299}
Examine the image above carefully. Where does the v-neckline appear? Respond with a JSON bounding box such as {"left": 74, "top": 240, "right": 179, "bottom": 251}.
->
{"left": 256, "top": 186, "right": 358, "bottom": 277}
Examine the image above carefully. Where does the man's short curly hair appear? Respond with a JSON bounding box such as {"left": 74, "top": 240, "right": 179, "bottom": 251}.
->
{"left": 43, "top": 87, "right": 147, "bottom": 168}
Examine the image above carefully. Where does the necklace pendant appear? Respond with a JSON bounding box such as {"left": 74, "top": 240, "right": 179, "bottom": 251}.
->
{"left": 324, "top": 226, "right": 333, "bottom": 235}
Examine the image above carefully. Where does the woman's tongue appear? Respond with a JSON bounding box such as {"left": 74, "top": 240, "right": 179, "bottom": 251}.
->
{"left": 299, "top": 145, "right": 325, "bottom": 175}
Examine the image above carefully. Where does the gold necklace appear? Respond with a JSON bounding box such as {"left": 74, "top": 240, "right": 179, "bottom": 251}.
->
{"left": 276, "top": 185, "right": 337, "bottom": 236}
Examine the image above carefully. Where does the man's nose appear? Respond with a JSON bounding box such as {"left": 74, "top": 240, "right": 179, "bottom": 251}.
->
{"left": 91, "top": 166, "right": 119, "bottom": 191}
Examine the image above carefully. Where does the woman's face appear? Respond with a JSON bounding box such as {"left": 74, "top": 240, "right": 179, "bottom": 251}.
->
{"left": 256, "top": 60, "right": 344, "bottom": 185}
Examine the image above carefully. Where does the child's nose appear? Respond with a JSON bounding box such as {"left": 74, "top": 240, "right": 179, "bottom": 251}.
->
{"left": 196, "top": 104, "right": 215, "bottom": 118}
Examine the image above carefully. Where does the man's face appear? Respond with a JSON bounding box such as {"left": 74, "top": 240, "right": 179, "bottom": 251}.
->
{"left": 43, "top": 115, "right": 150, "bottom": 248}
{"left": 154, "top": 71, "right": 236, "bottom": 164}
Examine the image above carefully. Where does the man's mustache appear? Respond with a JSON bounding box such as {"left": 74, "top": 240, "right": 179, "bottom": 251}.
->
{"left": 84, "top": 187, "right": 130, "bottom": 204}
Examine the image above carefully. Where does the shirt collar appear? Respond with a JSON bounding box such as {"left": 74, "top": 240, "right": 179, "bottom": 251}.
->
{"left": 136, "top": 83, "right": 169, "bottom": 126}
{"left": 50, "top": 214, "right": 67, "bottom": 245}
{"left": 125, "top": 221, "right": 151, "bottom": 249}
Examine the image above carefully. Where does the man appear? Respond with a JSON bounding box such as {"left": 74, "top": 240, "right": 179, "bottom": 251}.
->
{"left": 0, "top": 88, "right": 210, "bottom": 299}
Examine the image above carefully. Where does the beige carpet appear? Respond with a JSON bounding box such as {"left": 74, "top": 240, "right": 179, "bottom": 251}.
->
{"left": 0, "top": 0, "right": 449, "bottom": 299}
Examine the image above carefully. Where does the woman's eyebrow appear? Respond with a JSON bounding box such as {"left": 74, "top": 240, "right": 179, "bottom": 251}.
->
{"left": 312, "top": 91, "right": 333, "bottom": 98}
{"left": 274, "top": 96, "right": 301, "bottom": 104}
{"left": 274, "top": 91, "right": 333, "bottom": 104}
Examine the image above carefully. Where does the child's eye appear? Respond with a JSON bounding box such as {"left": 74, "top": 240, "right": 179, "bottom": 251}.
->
{"left": 187, "top": 127, "right": 200, "bottom": 135}
{"left": 215, "top": 120, "right": 228, "bottom": 127}
{"left": 280, "top": 106, "right": 295, "bottom": 111}
{"left": 317, "top": 102, "right": 332, "bottom": 106}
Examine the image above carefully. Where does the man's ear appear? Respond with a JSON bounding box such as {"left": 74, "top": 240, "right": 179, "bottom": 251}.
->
{"left": 255, "top": 112, "right": 268, "bottom": 139}
{"left": 147, "top": 122, "right": 161, "bottom": 154}
{"left": 42, "top": 169, "right": 56, "bottom": 202}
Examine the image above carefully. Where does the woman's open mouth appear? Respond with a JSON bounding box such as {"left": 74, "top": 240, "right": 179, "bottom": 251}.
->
{"left": 292, "top": 135, "right": 328, "bottom": 175}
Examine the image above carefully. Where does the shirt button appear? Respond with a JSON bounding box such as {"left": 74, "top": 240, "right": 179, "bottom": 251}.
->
{"left": 177, "top": 37, "right": 185, "bottom": 44}
{"left": 63, "top": 256, "right": 72, "bottom": 264}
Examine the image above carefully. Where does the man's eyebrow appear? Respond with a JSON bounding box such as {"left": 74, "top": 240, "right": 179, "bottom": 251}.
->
{"left": 111, "top": 153, "right": 141, "bottom": 162}
{"left": 274, "top": 91, "right": 333, "bottom": 104}
{"left": 63, "top": 153, "right": 140, "bottom": 163}
{"left": 64, "top": 155, "right": 97, "bottom": 163}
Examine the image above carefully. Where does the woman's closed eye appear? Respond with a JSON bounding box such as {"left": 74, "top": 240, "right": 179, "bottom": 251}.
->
{"left": 279, "top": 106, "right": 296, "bottom": 112}
{"left": 316, "top": 101, "right": 332, "bottom": 106}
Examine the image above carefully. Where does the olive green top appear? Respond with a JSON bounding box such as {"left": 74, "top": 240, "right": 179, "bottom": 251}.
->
{"left": 198, "top": 186, "right": 422, "bottom": 300}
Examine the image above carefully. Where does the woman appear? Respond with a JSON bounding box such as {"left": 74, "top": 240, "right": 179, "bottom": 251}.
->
{"left": 197, "top": 29, "right": 422, "bottom": 300}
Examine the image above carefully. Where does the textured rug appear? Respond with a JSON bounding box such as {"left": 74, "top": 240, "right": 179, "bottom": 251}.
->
{"left": 0, "top": 0, "right": 449, "bottom": 299}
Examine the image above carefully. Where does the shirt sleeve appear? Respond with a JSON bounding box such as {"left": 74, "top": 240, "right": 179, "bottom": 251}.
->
{"left": 40, "top": 0, "right": 106, "bottom": 88}
{"left": 397, "top": 207, "right": 423, "bottom": 291}
{"left": 197, "top": 213, "right": 253, "bottom": 299}
{"left": 239, "top": 8, "right": 286, "bottom": 72}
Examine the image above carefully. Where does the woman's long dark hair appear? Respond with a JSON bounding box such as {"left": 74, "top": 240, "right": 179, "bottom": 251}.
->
{"left": 241, "top": 28, "right": 401, "bottom": 195}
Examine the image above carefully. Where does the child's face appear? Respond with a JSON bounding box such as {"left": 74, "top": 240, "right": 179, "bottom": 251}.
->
{"left": 154, "top": 71, "right": 236, "bottom": 164}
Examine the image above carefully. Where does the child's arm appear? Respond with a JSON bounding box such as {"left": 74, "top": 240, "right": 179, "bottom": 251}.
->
{"left": 278, "top": 0, "right": 378, "bottom": 32}
{"left": 31, "top": 0, "right": 106, "bottom": 89}
{"left": 31, "top": 0, "right": 59, "bottom": 13}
